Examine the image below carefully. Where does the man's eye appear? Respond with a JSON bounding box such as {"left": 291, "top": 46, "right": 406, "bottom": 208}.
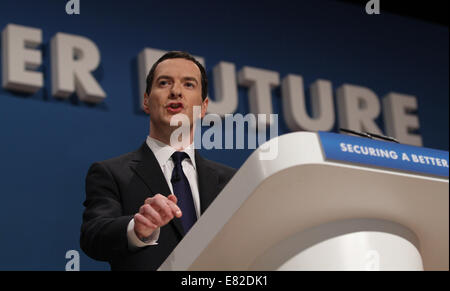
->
{"left": 185, "top": 82, "right": 195, "bottom": 88}
{"left": 159, "top": 80, "right": 170, "bottom": 86}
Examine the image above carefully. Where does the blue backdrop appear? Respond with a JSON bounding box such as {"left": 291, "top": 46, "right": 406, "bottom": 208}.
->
{"left": 0, "top": 0, "right": 448, "bottom": 270}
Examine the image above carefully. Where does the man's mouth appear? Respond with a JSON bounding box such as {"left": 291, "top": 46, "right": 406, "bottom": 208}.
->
{"left": 166, "top": 102, "right": 184, "bottom": 113}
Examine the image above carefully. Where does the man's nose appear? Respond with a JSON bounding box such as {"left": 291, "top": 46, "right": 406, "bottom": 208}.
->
{"left": 170, "top": 81, "right": 182, "bottom": 98}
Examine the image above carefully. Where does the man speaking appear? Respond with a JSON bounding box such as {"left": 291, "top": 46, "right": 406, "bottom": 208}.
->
{"left": 80, "top": 51, "right": 236, "bottom": 270}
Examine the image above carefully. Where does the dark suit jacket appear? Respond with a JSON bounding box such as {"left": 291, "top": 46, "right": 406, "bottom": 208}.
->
{"left": 80, "top": 142, "right": 236, "bottom": 271}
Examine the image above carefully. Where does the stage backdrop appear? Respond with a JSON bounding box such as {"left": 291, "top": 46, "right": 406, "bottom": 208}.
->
{"left": 0, "top": 0, "right": 448, "bottom": 270}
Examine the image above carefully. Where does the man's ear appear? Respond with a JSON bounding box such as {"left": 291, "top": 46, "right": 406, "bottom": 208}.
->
{"left": 201, "top": 97, "right": 209, "bottom": 118}
{"left": 143, "top": 93, "right": 150, "bottom": 114}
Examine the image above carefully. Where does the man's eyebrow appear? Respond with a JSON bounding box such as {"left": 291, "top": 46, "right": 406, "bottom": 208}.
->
{"left": 182, "top": 76, "right": 199, "bottom": 84}
{"left": 155, "top": 75, "right": 198, "bottom": 84}
{"left": 155, "top": 75, "right": 173, "bottom": 81}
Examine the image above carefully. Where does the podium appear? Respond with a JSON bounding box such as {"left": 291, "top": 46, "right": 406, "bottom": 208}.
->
{"left": 159, "top": 132, "right": 449, "bottom": 271}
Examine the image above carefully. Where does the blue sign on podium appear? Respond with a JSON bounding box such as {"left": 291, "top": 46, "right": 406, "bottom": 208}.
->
{"left": 318, "top": 131, "right": 449, "bottom": 178}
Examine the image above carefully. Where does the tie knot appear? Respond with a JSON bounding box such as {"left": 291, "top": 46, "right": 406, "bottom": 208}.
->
{"left": 171, "top": 151, "right": 189, "bottom": 166}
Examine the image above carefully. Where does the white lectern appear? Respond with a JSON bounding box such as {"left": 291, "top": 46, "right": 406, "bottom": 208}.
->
{"left": 159, "top": 132, "right": 449, "bottom": 271}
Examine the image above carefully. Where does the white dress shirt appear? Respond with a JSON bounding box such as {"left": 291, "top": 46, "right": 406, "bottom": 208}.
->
{"left": 127, "top": 136, "right": 200, "bottom": 249}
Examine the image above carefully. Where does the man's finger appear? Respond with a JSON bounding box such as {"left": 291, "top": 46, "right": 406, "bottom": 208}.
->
{"left": 168, "top": 194, "right": 177, "bottom": 204}
{"left": 167, "top": 194, "right": 181, "bottom": 217}
{"left": 167, "top": 200, "right": 182, "bottom": 218}
{"left": 142, "top": 204, "right": 164, "bottom": 226}
{"left": 152, "top": 197, "right": 173, "bottom": 221}
{"left": 134, "top": 213, "right": 157, "bottom": 230}
{"left": 144, "top": 193, "right": 164, "bottom": 206}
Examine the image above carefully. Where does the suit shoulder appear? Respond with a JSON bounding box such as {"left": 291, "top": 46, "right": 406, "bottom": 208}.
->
{"left": 100, "top": 151, "right": 135, "bottom": 165}
{"left": 88, "top": 150, "right": 137, "bottom": 174}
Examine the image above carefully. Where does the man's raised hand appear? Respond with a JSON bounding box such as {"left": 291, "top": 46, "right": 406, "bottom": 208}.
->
{"left": 134, "top": 194, "right": 182, "bottom": 240}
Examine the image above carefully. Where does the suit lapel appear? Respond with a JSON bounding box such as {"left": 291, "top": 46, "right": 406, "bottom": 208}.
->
{"left": 195, "top": 152, "right": 220, "bottom": 214}
{"left": 129, "top": 142, "right": 184, "bottom": 238}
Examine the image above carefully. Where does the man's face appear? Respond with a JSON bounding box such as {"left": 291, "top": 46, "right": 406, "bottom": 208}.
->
{"left": 143, "top": 58, "right": 208, "bottom": 133}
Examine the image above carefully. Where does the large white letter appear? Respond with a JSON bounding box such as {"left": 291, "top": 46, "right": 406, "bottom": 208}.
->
{"left": 207, "top": 62, "right": 238, "bottom": 116}
{"left": 237, "top": 66, "right": 279, "bottom": 126}
{"left": 170, "top": 113, "right": 191, "bottom": 150}
{"left": 336, "top": 84, "right": 383, "bottom": 134}
{"left": 51, "top": 32, "right": 106, "bottom": 103}
{"left": 281, "top": 75, "right": 335, "bottom": 131}
{"left": 2, "top": 24, "right": 43, "bottom": 93}
{"left": 224, "top": 114, "right": 257, "bottom": 149}
{"left": 383, "top": 93, "right": 422, "bottom": 146}
{"left": 202, "top": 114, "right": 223, "bottom": 149}
{"left": 138, "top": 48, "right": 206, "bottom": 110}
{"left": 65, "top": 250, "right": 80, "bottom": 271}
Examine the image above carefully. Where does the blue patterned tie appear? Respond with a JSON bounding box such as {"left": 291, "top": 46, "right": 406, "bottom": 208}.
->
{"left": 170, "top": 152, "right": 197, "bottom": 234}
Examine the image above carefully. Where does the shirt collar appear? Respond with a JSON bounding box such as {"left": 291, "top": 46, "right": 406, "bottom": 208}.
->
{"left": 146, "top": 136, "right": 196, "bottom": 169}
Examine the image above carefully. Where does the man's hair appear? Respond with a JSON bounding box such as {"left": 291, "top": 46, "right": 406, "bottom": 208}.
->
{"left": 145, "top": 51, "right": 208, "bottom": 101}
